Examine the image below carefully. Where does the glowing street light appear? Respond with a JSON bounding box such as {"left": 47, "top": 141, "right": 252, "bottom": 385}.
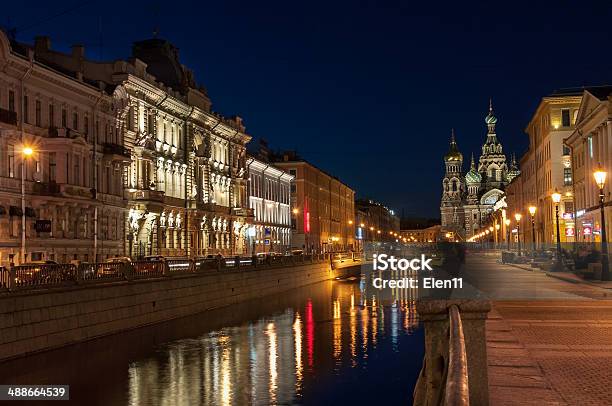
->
{"left": 593, "top": 165, "right": 609, "bottom": 280}
{"left": 528, "top": 205, "right": 537, "bottom": 254}
{"left": 504, "top": 218, "right": 511, "bottom": 250}
{"left": 514, "top": 213, "right": 522, "bottom": 256}
{"left": 20, "top": 145, "right": 34, "bottom": 263}
{"left": 551, "top": 189, "right": 563, "bottom": 268}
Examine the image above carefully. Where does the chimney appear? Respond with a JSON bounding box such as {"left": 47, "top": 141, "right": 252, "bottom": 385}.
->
{"left": 71, "top": 44, "right": 85, "bottom": 59}
{"left": 34, "top": 36, "right": 51, "bottom": 52}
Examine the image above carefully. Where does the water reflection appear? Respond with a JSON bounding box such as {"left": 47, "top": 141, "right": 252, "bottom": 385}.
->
{"left": 1, "top": 272, "right": 423, "bottom": 406}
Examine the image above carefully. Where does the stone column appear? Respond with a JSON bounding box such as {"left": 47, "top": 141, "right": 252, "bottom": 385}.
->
{"left": 413, "top": 299, "right": 491, "bottom": 406}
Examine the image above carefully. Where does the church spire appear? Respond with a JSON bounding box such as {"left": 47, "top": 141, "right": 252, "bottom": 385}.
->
{"left": 485, "top": 98, "right": 498, "bottom": 135}
{"left": 445, "top": 128, "right": 462, "bottom": 162}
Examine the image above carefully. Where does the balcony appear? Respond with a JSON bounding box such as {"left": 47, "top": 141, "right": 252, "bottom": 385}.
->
{"left": 232, "top": 207, "right": 254, "bottom": 218}
{"left": 102, "top": 142, "right": 132, "bottom": 162}
{"left": 131, "top": 189, "right": 165, "bottom": 203}
{"left": 32, "top": 181, "right": 61, "bottom": 196}
{"left": 0, "top": 108, "right": 17, "bottom": 126}
{"left": 48, "top": 127, "right": 83, "bottom": 139}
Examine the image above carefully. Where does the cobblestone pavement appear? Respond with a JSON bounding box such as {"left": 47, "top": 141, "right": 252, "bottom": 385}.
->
{"left": 463, "top": 256, "right": 612, "bottom": 405}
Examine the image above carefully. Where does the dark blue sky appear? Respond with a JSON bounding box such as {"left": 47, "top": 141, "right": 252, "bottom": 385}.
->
{"left": 4, "top": 1, "right": 612, "bottom": 217}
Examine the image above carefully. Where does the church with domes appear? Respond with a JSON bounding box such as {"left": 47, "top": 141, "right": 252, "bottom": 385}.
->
{"left": 440, "top": 101, "right": 520, "bottom": 240}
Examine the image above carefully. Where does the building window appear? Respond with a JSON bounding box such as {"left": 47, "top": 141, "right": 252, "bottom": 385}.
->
{"left": 49, "top": 104, "right": 55, "bottom": 127}
{"left": 73, "top": 112, "right": 78, "bottom": 130}
{"left": 564, "top": 167, "right": 572, "bottom": 185}
{"left": 562, "top": 145, "right": 570, "bottom": 155}
{"left": 8, "top": 90, "right": 15, "bottom": 112}
{"left": 588, "top": 135, "right": 593, "bottom": 158}
{"left": 74, "top": 156, "right": 80, "bottom": 186}
{"left": 289, "top": 169, "right": 296, "bottom": 176}
{"left": 61, "top": 108, "right": 67, "bottom": 127}
{"left": 84, "top": 116, "right": 89, "bottom": 136}
{"left": 23, "top": 95, "right": 29, "bottom": 123}
{"left": 291, "top": 183, "right": 296, "bottom": 193}
{"left": 49, "top": 152, "right": 56, "bottom": 182}
{"left": 35, "top": 100, "right": 41, "bottom": 127}
{"left": 7, "top": 144, "right": 15, "bottom": 178}
{"left": 561, "top": 109, "right": 570, "bottom": 127}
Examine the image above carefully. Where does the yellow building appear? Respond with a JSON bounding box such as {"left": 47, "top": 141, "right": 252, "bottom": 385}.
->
{"left": 273, "top": 152, "right": 355, "bottom": 252}
{"left": 565, "top": 86, "right": 612, "bottom": 243}
{"left": 522, "top": 89, "right": 582, "bottom": 245}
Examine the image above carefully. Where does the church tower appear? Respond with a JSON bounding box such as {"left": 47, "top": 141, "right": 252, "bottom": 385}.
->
{"left": 441, "top": 130, "right": 465, "bottom": 235}
{"left": 465, "top": 153, "right": 482, "bottom": 204}
{"left": 478, "top": 100, "right": 508, "bottom": 190}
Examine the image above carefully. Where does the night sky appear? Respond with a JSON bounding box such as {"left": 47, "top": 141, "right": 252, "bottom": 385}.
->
{"left": 4, "top": 1, "right": 612, "bottom": 217}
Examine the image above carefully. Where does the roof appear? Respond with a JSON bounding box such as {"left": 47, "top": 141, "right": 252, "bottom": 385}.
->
{"left": 550, "top": 85, "right": 612, "bottom": 101}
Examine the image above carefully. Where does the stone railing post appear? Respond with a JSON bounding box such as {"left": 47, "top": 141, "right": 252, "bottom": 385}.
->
{"left": 413, "top": 299, "right": 491, "bottom": 406}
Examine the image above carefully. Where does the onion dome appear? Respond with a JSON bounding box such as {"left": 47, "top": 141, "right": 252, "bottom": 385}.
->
{"left": 485, "top": 98, "right": 497, "bottom": 125}
{"left": 465, "top": 154, "right": 482, "bottom": 184}
{"left": 444, "top": 129, "right": 463, "bottom": 161}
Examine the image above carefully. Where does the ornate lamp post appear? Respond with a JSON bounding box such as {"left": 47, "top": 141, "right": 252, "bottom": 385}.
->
{"left": 495, "top": 224, "right": 500, "bottom": 249}
{"left": 593, "top": 165, "right": 609, "bottom": 280}
{"left": 505, "top": 219, "right": 511, "bottom": 250}
{"left": 528, "top": 205, "right": 537, "bottom": 255}
{"left": 514, "top": 213, "right": 522, "bottom": 256}
{"left": 551, "top": 190, "right": 564, "bottom": 271}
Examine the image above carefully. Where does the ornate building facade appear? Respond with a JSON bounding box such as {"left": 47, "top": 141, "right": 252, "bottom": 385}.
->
{"left": 440, "top": 103, "right": 519, "bottom": 240}
{"left": 0, "top": 31, "right": 126, "bottom": 266}
{"left": 246, "top": 156, "right": 293, "bottom": 254}
{"left": 0, "top": 31, "right": 255, "bottom": 263}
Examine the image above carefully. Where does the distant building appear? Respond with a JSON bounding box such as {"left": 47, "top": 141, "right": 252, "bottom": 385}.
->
{"left": 440, "top": 101, "right": 519, "bottom": 240}
{"left": 355, "top": 199, "right": 400, "bottom": 243}
{"left": 271, "top": 151, "right": 355, "bottom": 252}
{"left": 400, "top": 225, "right": 442, "bottom": 243}
{"left": 246, "top": 156, "right": 293, "bottom": 254}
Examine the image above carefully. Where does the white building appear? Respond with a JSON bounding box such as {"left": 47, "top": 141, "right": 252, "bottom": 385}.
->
{"left": 0, "top": 31, "right": 126, "bottom": 266}
{"left": 246, "top": 156, "right": 293, "bottom": 254}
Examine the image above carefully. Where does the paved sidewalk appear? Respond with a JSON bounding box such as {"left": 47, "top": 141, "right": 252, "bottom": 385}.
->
{"left": 469, "top": 256, "right": 612, "bottom": 405}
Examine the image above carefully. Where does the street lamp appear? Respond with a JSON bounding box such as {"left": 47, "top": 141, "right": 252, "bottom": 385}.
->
{"left": 505, "top": 219, "right": 511, "bottom": 250}
{"left": 551, "top": 190, "right": 564, "bottom": 271}
{"left": 528, "top": 205, "right": 537, "bottom": 255}
{"left": 20, "top": 146, "right": 34, "bottom": 264}
{"left": 594, "top": 165, "right": 609, "bottom": 280}
{"left": 514, "top": 213, "right": 522, "bottom": 256}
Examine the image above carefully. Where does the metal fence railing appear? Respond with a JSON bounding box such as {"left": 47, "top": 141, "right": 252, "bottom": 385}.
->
{"left": 0, "top": 252, "right": 337, "bottom": 292}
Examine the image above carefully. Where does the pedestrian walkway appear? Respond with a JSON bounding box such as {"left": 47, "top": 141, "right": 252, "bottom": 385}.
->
{"left": 467, "top": 256, "right": 612, "bottom": 405}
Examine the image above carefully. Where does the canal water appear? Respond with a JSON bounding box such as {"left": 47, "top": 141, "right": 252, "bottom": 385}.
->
{"left": 1, "top": 272, "right": 424, "bottom": 405}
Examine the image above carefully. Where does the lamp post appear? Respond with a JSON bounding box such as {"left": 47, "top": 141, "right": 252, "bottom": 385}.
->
{"left": 528, "top": 205, "right": 537, "bottom": 255}
{"left": 551, "top": 190, "right": 563, "bottom": 271}
{"left": 514, "top": 213, "right": 522, "bottom": 256}
{"left": 505, "top": 219, "right": 511, "bottom": 250}
{"left": 495, "top": 224, "right": 500, "bottom": 249}
{"left": 594, "top": 165, "right": 609, "bottom": 280}
{"left": 21, "top": 146, "right": 33, "bottom": 264}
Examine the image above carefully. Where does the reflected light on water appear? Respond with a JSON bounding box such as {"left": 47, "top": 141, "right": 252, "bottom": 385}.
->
{"left": 121, "top": 277, "right": 422, "bottom": 406}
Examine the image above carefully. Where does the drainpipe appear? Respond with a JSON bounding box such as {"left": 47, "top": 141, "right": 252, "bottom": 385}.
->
{"left": 20, "top": 54, "right": 34, "bottom": 264}
{"left": 92, "top": 90, "right": 104, "bottom": 262}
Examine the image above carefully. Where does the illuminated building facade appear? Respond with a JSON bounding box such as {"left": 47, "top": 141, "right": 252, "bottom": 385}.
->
{"left": 354, "top": 199, "right": 400, "bottom": 242}
{"left": 440, "top": 102, "right": 518, "bottom": 240}
{"left": 399, "top": 225, "right": 442, "bottom": 243}
{"left": 565, "top": 86, "right": 612, "bottom": 243}
{"left": 0, "top": 31, "right": 126, "bottom": 266}
{"left": 0, "top": 31, "right": 255, "bottom": 262}
{"left": 246, "top": 156, "right": 294, "bottom": 254}
{"left": 272, "top": 152, "right": 355, "bottom": 252}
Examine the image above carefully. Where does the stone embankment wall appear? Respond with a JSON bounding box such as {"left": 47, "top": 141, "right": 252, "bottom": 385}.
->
{"left": 0, "top": 261, "right": 332, "bottom": 361}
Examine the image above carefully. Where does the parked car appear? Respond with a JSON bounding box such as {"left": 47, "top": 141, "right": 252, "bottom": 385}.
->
{"left": 100, "top": 257, "right": 134, "bottom": 277}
